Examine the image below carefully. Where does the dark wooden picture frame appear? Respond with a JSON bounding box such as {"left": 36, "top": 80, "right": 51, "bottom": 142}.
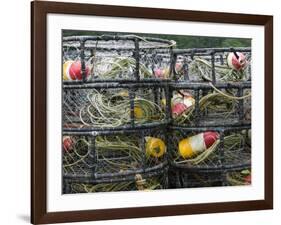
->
{"left": 31, "top": 1, "right": 273, "bottom": 224}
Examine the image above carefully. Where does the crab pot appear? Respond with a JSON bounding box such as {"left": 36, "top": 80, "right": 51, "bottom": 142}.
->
{"left": 62, "top": 34, "right": 173, "bottom": 194}
{"left": 63, "top": 82, "right": 170, "bottom": 130}
{"left": 168, "top": 126, "right": 251, "bottom": 188}
{"left": 63, "top": 35, "right": 174, "bottom": 82}
{"left": 170, "top": 82, "right": 251, "bottom": 127}
{"left": 172, "top": 47, "right": 251, "bottom": 82}
{"left": 63, "top": 167, "right": 168, "bottom": 194}
{"left": 62, "top": 126, "right": 169, "bottom": 193}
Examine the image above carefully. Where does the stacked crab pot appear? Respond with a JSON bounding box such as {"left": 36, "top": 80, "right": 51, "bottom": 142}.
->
{"left": 61, "top": 35, "right": 176, "bottom": 193}
{"left": 168, "top": 47, "right": 252, "bottom": 188}
{"left": 62, "top": 34, "right": 252, "bottom": 192}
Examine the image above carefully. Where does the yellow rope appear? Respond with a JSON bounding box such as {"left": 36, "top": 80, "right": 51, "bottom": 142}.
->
{"left": 209, "top": 82, "right": 251, "bottom": 100}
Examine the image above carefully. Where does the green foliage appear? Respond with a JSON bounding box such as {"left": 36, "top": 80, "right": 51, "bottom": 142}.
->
{"left": 63, "top": 30, "right": 251, "bottom": 49}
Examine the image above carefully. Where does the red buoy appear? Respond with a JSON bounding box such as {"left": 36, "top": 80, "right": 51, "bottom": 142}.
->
{"left": 63, "top": 136, "right": 73, "bottom": 152}
{"left": 227, "top": 52, "right": 247, "bottom": 70}
{"left": 68, "top": 61, "right": 90, "bottom": 80}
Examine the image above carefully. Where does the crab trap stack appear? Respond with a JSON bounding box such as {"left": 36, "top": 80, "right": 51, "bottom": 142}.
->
{"left": 62, "top": 35, "right": 175, "bottom": 193}
{"left": 62, "top": 34, "right": 252, "bottom": 193}
{"left": 168, "top": 47, "right": 252, "bottom": 188}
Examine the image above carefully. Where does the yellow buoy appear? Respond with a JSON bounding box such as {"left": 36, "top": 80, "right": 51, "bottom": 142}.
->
{"left": 178, "top": 138, "right": 195, "bottom": 158}
{"left": 134, "top": 106, "right": 144, "bottom": 119}
{"left": 145, "top": 137, "right": 166, "bottom": 158}
{"left": 63, "top": 60, "right": 74, "bottom": 80}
